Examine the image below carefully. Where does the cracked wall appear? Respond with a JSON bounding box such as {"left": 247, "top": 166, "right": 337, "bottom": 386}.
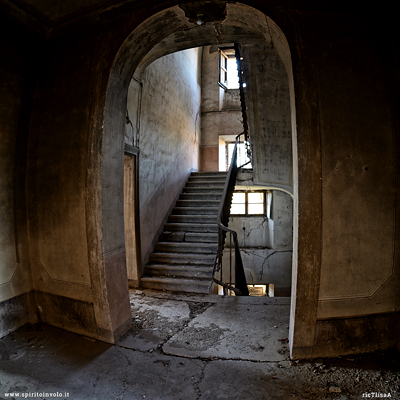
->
{"left": 223, "top": 190, "right": 293, "bottom": 293}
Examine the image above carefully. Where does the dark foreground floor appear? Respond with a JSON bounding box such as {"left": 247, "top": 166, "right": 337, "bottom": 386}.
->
{"left": 0, "top": 290, "right": 399, "bottom": 400}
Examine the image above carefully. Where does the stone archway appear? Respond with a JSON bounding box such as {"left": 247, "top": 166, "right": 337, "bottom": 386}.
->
{"left": 100, "top": 2, "right": 317, "bottom": 359}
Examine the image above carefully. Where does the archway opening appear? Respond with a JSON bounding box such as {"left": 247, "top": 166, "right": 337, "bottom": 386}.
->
{"left": 102, "top": 1, "right": 299, "bottom": 356}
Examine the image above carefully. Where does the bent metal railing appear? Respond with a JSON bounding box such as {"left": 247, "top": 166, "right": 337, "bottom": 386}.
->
{"left": 212, "top": 133, "right": 249, "bottom": 296}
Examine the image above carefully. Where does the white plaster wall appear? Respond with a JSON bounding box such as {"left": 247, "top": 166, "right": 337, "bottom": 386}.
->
{"left": 126, "top": 48, "right": 201, "bottom": 262}
{"left": 138, "top": 48, "right": 201, "bottom": 208}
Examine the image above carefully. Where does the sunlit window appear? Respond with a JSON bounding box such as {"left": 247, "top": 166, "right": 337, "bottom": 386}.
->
{"left": 231, "top": 192, "right": 246, "bottom": 214}
{"left": 227, "top": 142, "right": 252, "bottom": 169}
{"left": 219, "top": 48, "right": 239, "bottom": 89}
{"left": 231, "top": 191, "right": 266, "bottom": 215}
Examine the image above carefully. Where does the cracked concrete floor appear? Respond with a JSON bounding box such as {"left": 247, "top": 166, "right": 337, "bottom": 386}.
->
{"left": 0, "top": 290, "right": 399, "bottom": 400}
{"left": 120, "top": 291, "right": 290, "bottom": 362}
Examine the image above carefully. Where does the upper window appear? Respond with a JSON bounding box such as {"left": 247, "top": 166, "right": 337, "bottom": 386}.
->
{"left": 231, "top": 191, "right": 266, "bottom": 215}
{"left": 227, "top": 141, "right": 252, "bottom": 169}
{"left": 219, "top": 48, "right": 239, "bottom": 89}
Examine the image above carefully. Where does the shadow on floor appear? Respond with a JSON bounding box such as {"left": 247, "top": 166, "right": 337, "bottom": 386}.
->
{"left": 0, "top": 290, "right": 398, "bottom": 400}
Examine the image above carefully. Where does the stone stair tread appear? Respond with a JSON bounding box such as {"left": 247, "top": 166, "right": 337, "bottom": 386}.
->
{"left": 183, "top": 190, "right": 223, "bottom": 195}
{"left": 168, "top": 216, "right": 217, "bottom": 224}
{"left": 184, "top": 186, "right": 224, "bottom": 190}
{"left": 155, "top": 242, "right": 217, "bottom": 250}
{"left": 159, "top": 232, "right": 218, "bottom": 243}
{"left": 149, "top": 255, "right": 215, "bottom": 266}
{"left": 169, "top": 214, "right": 217, "bottom": 218}
{"left": 145, "top": 264, "right": 214, "bottom": 275}
{"left": 186, "top": 181, "right": 226, "bottom": 185}
{"left": 150, "top": 252, "right": 215, "bottom": 259}
{"left": 141, "top": 276, "right": 212, "bottom": 285}
{"left": 155, "top": 241, "right": 217, "bottom": 247}
{"left": 173, "top": 207, "right": 219, "bottom": 210}
{"left": 164, "top": 223, "right": 218, "bottom": 232}
{"left": 154, "top": 243, "right": 217, "bottom": 254}
{"left": 175, "top": 200, "right": 220, "bottom": 206}
{"left": 190, "top": 172, "right": 227, "bottom": 174}
{"left": 189, "top": 177, "right": 226, "bottom": 181}
{"left": 144, "top": 265, "right": 214, "bottom": 279}
{"left": 140, "top": 171, "right": 227, "bottom": 295}
{"left": 141, "top": 276, "right": 212, "bottom": 289}
{"left": 146, "top": 263, "right": 214, "bottom": 269}
{"left": 179, "top": 194, "right": 222, "bottom": 199}
{"left": 172, "top": 207, "right": 219, "bottom": 215}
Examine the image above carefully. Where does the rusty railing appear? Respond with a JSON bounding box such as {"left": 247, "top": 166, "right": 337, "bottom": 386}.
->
{"left": 213, "top": 133, "right": 249, "bottom": 296}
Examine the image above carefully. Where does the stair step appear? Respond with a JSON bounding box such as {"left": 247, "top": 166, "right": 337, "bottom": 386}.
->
{"left": 164, "top": 223, "right": 218, "bottom": 233}
{"left": 180, "top": 193, "right": 223, "bottom": 201}
{"left": 183, "top": 187, "right": 224, "bottom": 194}
{"left": 172, "top": 207, "right": 219, "bottom": 215}
{"left": 149, "top": 252, "right": 215, "bottom": 265}
{"left": 159, "top": 232, "right": 218, "bottom": 243}
{"left": 186, "top": 181, "right": 226, "bottom": 187}
{"left": 168, "top": 215, "right": 217, "bottom": 224}
{"left": 140, "top": 276, "right": 211, "bottom": 294}
{"left": 175, "top": 200, "right": 220, "bottom": 208}
{"left": 144, "top": 264, "right": 214, "bottom": 279}
{"left": 154, "top": 242, "right": 217, "bottom": 254}
{"left": 139, "top": 171, "right": 226, "bottom": 295}
{"left": 191, "top": 172, "right": 227, "bottom": 177}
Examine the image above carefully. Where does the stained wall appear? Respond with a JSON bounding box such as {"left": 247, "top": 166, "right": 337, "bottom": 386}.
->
{"left": 0, "top": 8, "right": 44, "bottom": 337}
{"left": 0, "top": 0, "right": 398, "bottom": 357}
{"left": 126, "top": 48, "right": 202, "bottom": 265}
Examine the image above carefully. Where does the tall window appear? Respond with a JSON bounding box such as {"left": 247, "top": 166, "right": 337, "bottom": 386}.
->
{"left": 231, "top": 191, "right": 266, "bottom": 215}
{"left": 227, "top": 141, "right": 252, "bottom": 169}
{"left": 219, "top": 48, "right": 239, "bottom": 89}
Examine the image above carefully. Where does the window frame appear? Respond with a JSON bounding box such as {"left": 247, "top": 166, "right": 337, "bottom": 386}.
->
{"left": 218, "top": 49, "right": 228, "bottom": 89}
{"left": 230, "top": 190, "right": 267, "bottom": 216}
{"left": 226, "top": 141, "right": 252, "bottom": 170}
{"left": 218, "top": 48, "right": 239, "bottom": 90}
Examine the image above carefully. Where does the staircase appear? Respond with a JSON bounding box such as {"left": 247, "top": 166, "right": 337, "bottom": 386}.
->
{"left": 140, "top": 171, "right": 227, "bottom": 294}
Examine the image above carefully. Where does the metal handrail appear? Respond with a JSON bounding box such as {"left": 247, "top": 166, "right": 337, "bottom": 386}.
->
{"left": 234, "top": 42, "right": 252, "bottom": 169}
{"left": 213, "top": 133, "right": 249, "bottom": 296}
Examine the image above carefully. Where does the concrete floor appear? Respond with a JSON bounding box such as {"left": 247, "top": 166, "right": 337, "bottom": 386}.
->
{"left": 0, "top": 290, "right": 399, "bottom": 400}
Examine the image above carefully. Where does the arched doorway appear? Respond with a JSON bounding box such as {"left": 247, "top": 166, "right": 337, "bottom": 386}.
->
{"left": 101, "top": 2, "right": 312, "bottom": 359}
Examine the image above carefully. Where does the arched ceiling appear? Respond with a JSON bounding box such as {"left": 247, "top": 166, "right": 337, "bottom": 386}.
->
{"left": 134, "top": 3, "right": 275, "bottom": 76}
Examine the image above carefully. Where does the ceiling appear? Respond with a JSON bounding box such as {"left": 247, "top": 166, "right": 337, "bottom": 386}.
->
{"left": 11, "top": 0, "right": 122, "bottom": 25}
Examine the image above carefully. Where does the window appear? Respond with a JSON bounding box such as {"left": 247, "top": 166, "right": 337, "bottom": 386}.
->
{"left": 231, "top": 191, "right": 266, "bottom": 215}
{"left": 219, "top": 48, "right": 239, "bottom": 89}
{"left": 227, "top": 141, "right": 252, "bottom": 169}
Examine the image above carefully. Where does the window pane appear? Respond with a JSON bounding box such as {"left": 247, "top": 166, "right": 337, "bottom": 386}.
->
{"left": 248, "top": 192, "right": 264, "bottom": 204}
{"left": 248, "top": 203, "right": 264, "bottom": 215}
{"left": 227, "top": 57, "right": 239, "bottom": 89}
{"left": 231, "top": 192, "right": 245, "bottom": 214}
{"left": 227, "top": 143, "right": 235, "bottom": 165}
{"left": 231, "top": 203, "right": 245, "bottom": 214}
{"left": 232, "top": 192, "right": 245, "bottom": 203}
{"left": 237, "top": 142, "right": 252, "bottom": 168}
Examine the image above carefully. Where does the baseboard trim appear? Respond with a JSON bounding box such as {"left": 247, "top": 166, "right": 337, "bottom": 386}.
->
{"left": 312, "top": 312, "right": 400, "bottom": 358}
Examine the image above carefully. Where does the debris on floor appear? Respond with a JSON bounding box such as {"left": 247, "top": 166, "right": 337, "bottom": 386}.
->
{"left": 0, "top": 289, "right": 398, "bottom": 400}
